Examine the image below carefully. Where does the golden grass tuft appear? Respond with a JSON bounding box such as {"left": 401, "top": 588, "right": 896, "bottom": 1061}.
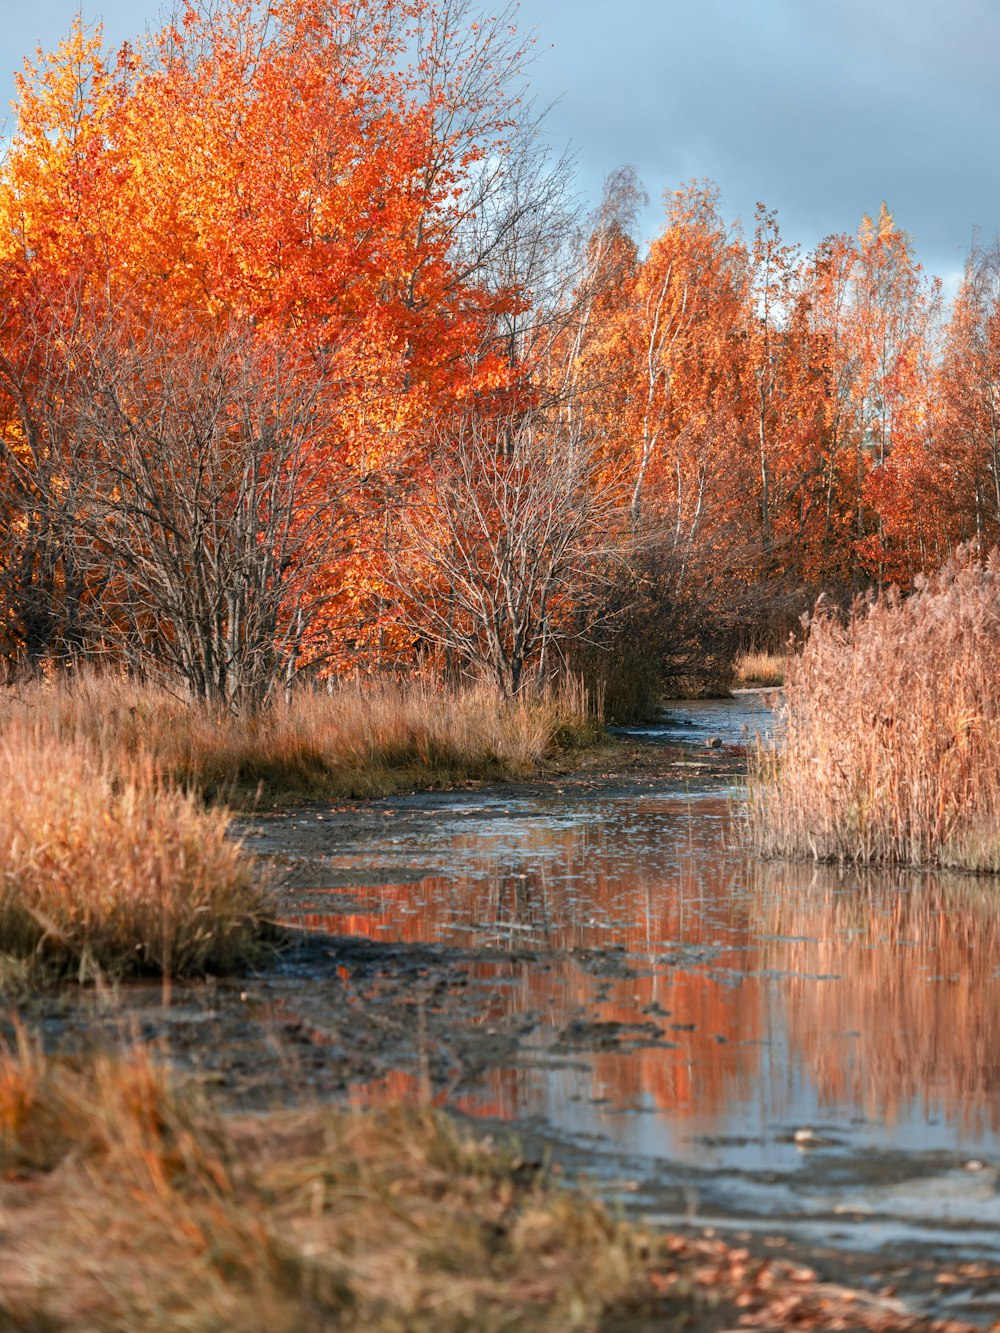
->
{"left": 0, "top": 1039, "right": 675, "bottom": 1331}
{"left": 0, "top": 726, "right": 275, "bottom": 980}
{"left": 1, "top": 672, "right": 601, "bottom": 803}
{"left": 732, "top": 649, "right": 787, "bottom": 687}
{"left": 748, "top": 549, "right": 1000, "bottom": 870}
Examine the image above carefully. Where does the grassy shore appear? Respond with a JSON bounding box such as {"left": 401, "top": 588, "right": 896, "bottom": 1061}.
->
{"left": 0, "top": 1038, "right": 964, "bottom": 1333}
{"left": 732, "top": 648, "right": 787, "bottom": 688}
{"left": 748, "top": 551, "right": 1000, "bottom": 870}
{"left": 2, "top": 672, "right": 602, "bottom": 804}
{"left": 0, "top": 672, "right": 600, "bottom": 987}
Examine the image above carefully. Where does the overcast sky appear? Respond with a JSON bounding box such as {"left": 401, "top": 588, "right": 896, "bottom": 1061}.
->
{"left": 2, "top": 0, "right": 996, "bottom": 289}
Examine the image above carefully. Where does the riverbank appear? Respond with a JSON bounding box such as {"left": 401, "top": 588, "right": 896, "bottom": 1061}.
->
{"left": 8, "top": 697, "right": 998, "bottom": 1329}
{"left": 0, "top": 1037, "right": 982, "bottom": 1332}
{"left": 0, "top": 675, "right": 752, "bottom": 994}
{"left": 413, "top": 727, "right": 751, "bottom": 800}
{"left": 0, "top": 672, "right": 603, "bottom": 806}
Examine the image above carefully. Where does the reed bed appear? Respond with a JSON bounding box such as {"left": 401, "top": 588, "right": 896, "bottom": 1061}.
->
{"left": 1, "top": 672, "right": 601, "bottom": 802}
{"left": 0, "top": 727, "right": 275, "bottom": 980}
{"left": 748, "top": 549, "right": 1000, "bottom": 870}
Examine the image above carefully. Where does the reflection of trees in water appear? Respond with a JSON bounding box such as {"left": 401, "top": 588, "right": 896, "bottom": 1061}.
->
{"left": 753, "top": 861, "right": 1000, "bottom": 1132}
{"left": 295, "top": 812, "right": 765, "bottom": 1120}
{"left": 289, "top": 825, "right": 1000, "bottom": 1132}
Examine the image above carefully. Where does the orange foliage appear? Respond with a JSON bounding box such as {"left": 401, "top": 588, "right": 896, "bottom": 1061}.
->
{"left": 577, "top": 192, "right": 942, "bottom": 610}
{"left": 0, "top": 0, "right": 523, "bottom": 683}
{"left": 0, "top": 2, "right": 985, "bottom": 684}
{"left": 916, "top": 243, "right": 1000, "bottom": 562}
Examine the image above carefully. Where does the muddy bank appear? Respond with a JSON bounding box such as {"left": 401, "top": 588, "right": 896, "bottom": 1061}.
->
{"left": 15, "top": 919, "right": 1000, "bottom": 1327}
{"left": 14, "top": 731, "right": 747, "bottom": 1105}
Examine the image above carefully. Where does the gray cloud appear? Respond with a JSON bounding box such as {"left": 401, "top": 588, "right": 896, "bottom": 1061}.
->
{"left": 2, "top": 0, "right": 996, "bottom": 281}
{"left": 527, "top": 0, "right": 1000, "bottom": 279}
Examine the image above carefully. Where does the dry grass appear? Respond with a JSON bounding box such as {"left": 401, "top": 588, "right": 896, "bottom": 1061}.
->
{"left": 0, "top": 1037, "right": 676, "bottom": 1332}
{"left": 2, "top": 672, "right": 601, "bottom": 803}
{"left": 0, "top": 674, "right": 597, "bottom": 986}
{"left": 0, "top": 727, "right": 276, "bottom": 981}
{"left": 748, "top": 549, "right": 1000, "bottom": 869}
{"left": 733, "top": 649, "right": 787, "bottom": 687}
{"left": 0, "top": 1038, "right": 967, "bottom": 1333}
{"left": 0, "top": 674, "right": 595, "bottom": 984}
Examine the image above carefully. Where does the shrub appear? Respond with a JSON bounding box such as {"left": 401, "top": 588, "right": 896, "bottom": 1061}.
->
{"left": 748, "top": 548, "right": 1000, "bottom": 870}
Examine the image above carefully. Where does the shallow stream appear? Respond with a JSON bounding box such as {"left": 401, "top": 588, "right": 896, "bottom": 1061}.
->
{"left": 253, "top": 694, "right": 1000, "bottom": 1322}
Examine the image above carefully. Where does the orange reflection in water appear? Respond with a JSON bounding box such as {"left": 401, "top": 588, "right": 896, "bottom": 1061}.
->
{"left": 755, "top": 863, "right": 1000, "bottom": 1134}
{"left": 288, "top": 801, "right": 1000, "bottom": 1136}
{"left": 289, "top": 803, "right": 766, "bottom": 1123}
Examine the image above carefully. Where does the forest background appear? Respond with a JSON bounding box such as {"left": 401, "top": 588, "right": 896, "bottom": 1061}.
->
{"left": 2, "top": 0, "right": 997, "bottom": 715}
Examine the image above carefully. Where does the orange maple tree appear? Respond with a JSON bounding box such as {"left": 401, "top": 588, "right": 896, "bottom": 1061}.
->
{"left": 0, "top": 0, "right": 535, "bottom": 696}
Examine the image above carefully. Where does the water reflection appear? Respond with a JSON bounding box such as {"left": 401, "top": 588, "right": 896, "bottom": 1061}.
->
{"left": 754, "top": 864, "right": 1000, "bottom": 1135}
{"left": 283, "top": 789, "right": 1000, "bottom": 1158}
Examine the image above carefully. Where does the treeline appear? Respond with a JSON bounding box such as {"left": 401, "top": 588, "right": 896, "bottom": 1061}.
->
{"left": 0, "top": 0, "right": 996, "bottom": 710}
{"left": 581, "top": 179, "right": 1000, "bottom": 604}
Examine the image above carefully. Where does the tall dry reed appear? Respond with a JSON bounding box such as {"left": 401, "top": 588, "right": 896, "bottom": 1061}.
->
{"left": 748, "top": 548, "right": 1000, "bottom": 870}
{"left": 1, "top": 671, "right": 600, "bottom": 801}
{"left": 0, "top": 726, "right": 275, "bottom": 979}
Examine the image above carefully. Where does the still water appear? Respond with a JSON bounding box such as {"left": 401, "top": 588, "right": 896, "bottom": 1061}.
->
{"left": 261, "top": 697, "right": 1000, "bottom": 1275}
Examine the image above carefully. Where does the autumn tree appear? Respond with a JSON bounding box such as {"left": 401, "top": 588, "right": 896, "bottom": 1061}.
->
{"left": 923, "top": 240, "right": 1000, "bottom": 557}
{"left": 568, "top": 180, "right": 772, "bottom": 690}
{"left": 0, "top": 279, "right": 93, "bottom": 673}
{"left": 385, "top": 410, "right": 632, "bottom": 695}
{"left": 0, "top": 0, "right": 556, "bottom": 689}
{"left": 739, "top": 204, "right": 833, "bottom": 579}
{"left": 794, "top": 232, "right": 862, "bottom": 588}
{"left": 0, "top": 23, "right": 120, "bottom": 675}
{"left": 845, "top": 205, "right": 939, "bottom": 582}
{"left": 65, "top": 317, "right": 357, "bottom": 711}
